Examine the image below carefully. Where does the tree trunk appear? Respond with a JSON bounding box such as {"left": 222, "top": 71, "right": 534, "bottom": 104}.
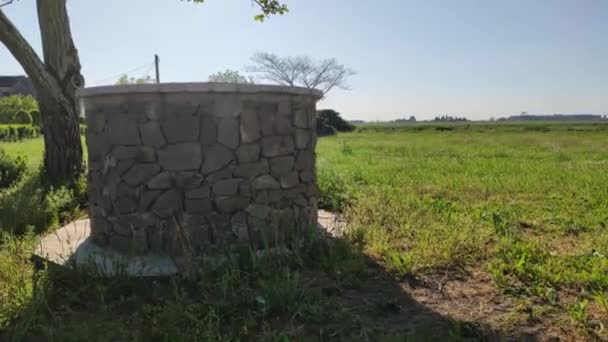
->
{"left": 36, "top": 0, "right": 84, "bottom": 183}
{"left": 0, "top": 1, "right": 84, "bottom": 184}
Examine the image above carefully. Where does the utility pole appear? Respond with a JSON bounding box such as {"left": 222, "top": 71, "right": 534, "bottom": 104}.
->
{"left": 154, "top": 54, "right": 160, "bottom": 84}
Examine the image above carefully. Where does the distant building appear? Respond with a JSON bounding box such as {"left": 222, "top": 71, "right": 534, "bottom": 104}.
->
{"left": 0, "top": 76, "right": 35, "bottom": 97}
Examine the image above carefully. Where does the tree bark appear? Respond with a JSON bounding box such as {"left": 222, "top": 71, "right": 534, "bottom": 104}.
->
{"left": 0, "top": 1, "right": 84, "bottom": 183}
{"left": 36, "top": 0, "right": 84, "bottom": 183}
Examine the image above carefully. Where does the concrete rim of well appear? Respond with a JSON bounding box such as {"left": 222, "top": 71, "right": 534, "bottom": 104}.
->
{"left": 76, "top": 82, "right": 324, "bottom": 99}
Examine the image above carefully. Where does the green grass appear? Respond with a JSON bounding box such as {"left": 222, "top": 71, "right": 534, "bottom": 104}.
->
{"left": 0, "top": 136, "right": 87, "bottom": 168}
{"left": 317, "top": 123, "right": 608, "bottom": 333}
{"left": 0, "top": 138, "right": 44, "bottom": 168}
{"left": 2, "top": 122, "right": 608, "bottom": 339}
{"left": 318, "top": 126, "right": 608, "bottom": 267}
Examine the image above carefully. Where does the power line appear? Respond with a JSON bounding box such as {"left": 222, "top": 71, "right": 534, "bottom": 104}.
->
{"left": 138, "top": 63, "right": 155, "bottom": 83}
{"left": 87, "top": 62, "right": 155, "bottom": 86}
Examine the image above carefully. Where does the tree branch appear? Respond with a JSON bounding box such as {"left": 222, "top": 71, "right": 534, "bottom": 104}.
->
{"left": 0, "top": 7, "right": 74, "bottom": 115}
{"left": 0, "top": 8, "right": 48, "bottom": 91}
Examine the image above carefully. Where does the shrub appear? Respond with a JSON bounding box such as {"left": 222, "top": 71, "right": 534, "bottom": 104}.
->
{"left": 0, "top": 125, "right": 39, "bottom": 142}
{"left": 13, "top": 110, "right": 32, "bottom": 125}
{"left": 30, "top": 110, "right": 41, "bottom": 127}
{"left": 317, "top": 165, "right": 350, "bottom": 211}
{"left": 0, "top": 95, "right": 37, "bottom": 124}
{"left": 317, "top": 109, "right": 355, "bottom": 133}
{"left": 0, "top": 150, "right": 27, "bottom": 189}
{"left": 0, "top": 171, "right": 85, "bottom": 235}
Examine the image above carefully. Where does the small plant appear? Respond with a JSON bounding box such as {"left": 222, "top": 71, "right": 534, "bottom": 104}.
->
{"left": 0, "top": 150, "right": 27, "bottom": 189}
{"left": 317, "top": 166, "right": 350, "bottom": 211}
{"left": 340, "top": 141, "right": 353, "bottom": 155}
{"left": 384, "top": 250, "right": 416, "bottom": 277}
{"left": 593, "top": 291, "right": 608, "bottom": 316}
{"left": 568, "top": 299, "right": 589, "bottom": 326}
{"left": 257, "top": 269, "right": 304, "bottom": 316}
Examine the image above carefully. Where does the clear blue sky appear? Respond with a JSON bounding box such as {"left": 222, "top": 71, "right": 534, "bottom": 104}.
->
{"left": 1, "top": 0, "right": 607, "bottom": 121}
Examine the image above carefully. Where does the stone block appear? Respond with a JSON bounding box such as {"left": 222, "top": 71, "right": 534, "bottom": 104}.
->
{"left": 267, "top": 190, "right": 284, "bottom": 204}
{"left": 140, "top": 190, "right": 162, "bottom": 210}
{"left": 152, "top": 190, "right": 182, "bottom": 218}
{"left": 161, "top": 110, "right": 200, "bottom": 143}
{"left": 109, "top": 116, "right": 141, "bottom": 145}
{"left": 216, "top": 196, "right": 249, "bottom": 214}
{"left": 109, "top": 235, "right": 136, "bottom": 254}
{"left": 175, "top": 171, "right": 203, "bottom": 189}
{"left": 236, "top": 144, "right": 260, "bottom": 163}
{"left": 122, "top": 164, "right": 161, "bottom": 186}
{"left": 185, "top": 199, "right": 213, "bottom": 214}
{"left": 240, "top": 106, "right": 261, "bottom": 143}
{"left": 200, "top": 114, "right": 217, "bottom": 145}
{"left": 111, "top": 146, "right": 139, "bottom": 161}
{"left": 213, "top": 179, "right": 242, "bottom": 196}
{"left": 259, "top": 112, "right": 276, "bottom": 136}
{"left": 239, "top": 182, "right": 252, "bottom": 197}
{"left": 300, "top": 171, "right": 315, "bottom": 183}
{"left": 277, "top": 97, "right": 291, "bottom": 116}
{"left": 214, "top": 95, "right": 241, "bottom": 118}
{"left": 253, "top": 175, "right": 280, "bottom": 190}
{"left": 275, "top": 116, "right": 292, "bottom": 135}
{"left": 135, "top": 146, "right": 156, "bottom": 163}
{"left": 280, "top": 172, "right": 299, "bottom": 189}
{"left": 295, "top": 151, "right": 314, "bottom": 171}
{"left": 205, "top": 166, "right": 235, "bottom": 182}
{"left": 294, "top": 109, "right": 308, "bottom": 128}
{"left": 158, "top": 143, "right": 202, "bottom": 171}
{"left": 234, "top": 159, "right": 269, "bottom": 178}
{"left": 185, "top": 183, "right": 211, "bottom": 199}
{"left": 246, "top": 204, "right": 272, "bottom": 219}
{"left": 201, "top": 144, "right": 234, "bottom": 174}
{"left": 217, "top": 118, "right": 239, "bottom": 149}
{"left": 140, "top": 121, "right": 166, "bottom": 148}
{"left": 147, "top": 171, "right": 172, "bottom": 189}
{"left": 114, "top": 195, "right": 137, "bottom": 214}
{"left": 261, "top": 136, "right": 295, "bottom": 157}
{"left": 269, "top": 156, "right": 295, "bottom": 176}
{"left": 295, "top": 129, "right": 310, "bottom": 149}
{"left": 285, "top": 184, "right": 306, "bottom": 199}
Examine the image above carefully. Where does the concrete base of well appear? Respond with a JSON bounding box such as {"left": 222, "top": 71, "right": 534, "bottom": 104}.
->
{"left": 34, "top": 210, "right": 345, "bottom": 277}
{"left": 33, "top": 219, "right": 178, "bottom": 277}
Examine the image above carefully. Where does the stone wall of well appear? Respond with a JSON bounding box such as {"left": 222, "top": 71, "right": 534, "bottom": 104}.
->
{"left": 82, "top": 85, "right": 320, "bottom": 257}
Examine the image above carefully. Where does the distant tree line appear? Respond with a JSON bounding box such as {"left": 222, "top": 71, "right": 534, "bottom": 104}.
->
{"left": 394, "top": 116, "right": 416, "bottom": 122}
{"left": 433, "top": 115, "right": 467, "bottom": 122}
{"left": 499, "top": 114, "right": 606, "bottom": 121}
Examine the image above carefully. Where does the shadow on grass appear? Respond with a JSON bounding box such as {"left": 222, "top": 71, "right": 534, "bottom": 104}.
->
{"left": 1, "top": 224, "right": 539, "bottom": 341}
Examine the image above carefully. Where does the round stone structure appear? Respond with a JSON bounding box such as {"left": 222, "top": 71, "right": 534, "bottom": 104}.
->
{"left": 79, "top": 83, "right": 322, "bottom": 258}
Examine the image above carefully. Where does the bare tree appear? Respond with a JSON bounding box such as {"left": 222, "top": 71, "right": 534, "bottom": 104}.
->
{"left": 0, "top": 0, "right": 287, "bottom": 184}
{"left": 247, "top": 52, "right": 355, "bottom": 97}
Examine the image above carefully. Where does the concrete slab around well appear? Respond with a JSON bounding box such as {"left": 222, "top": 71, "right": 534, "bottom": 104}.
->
{"left": 33, "top": 219, "right": 178, "bottom": 277}
{"left": 34, "top": 210, "right": 345, "bottom": 278}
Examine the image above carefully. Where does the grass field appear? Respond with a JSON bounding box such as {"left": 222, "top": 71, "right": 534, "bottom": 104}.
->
{"left": 0, "top": 138, "right": 44, "bottom": 167}
{"left": 1, "top": 122, "right": 608, "bottom": 340}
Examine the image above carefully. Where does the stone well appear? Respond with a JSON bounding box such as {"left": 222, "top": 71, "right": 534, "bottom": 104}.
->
{"left": 79, "top": 83, "right": 322, "bottom": 258}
